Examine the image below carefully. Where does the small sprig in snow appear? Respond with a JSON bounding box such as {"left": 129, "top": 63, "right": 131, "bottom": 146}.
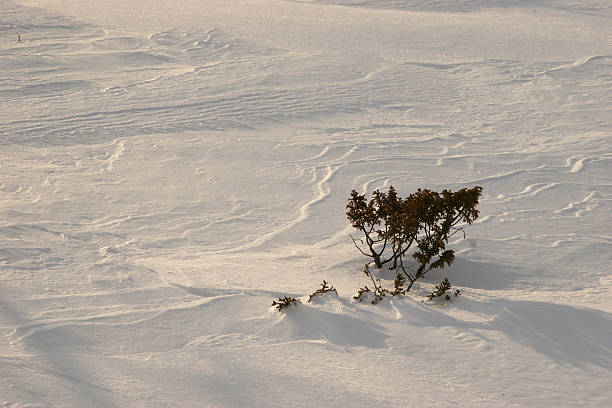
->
{"left": 308, "top": 280, "right": 338, "bottom": 302}
{"left": 272, "top": 296, "right": 301, "bottom": 311}
{"left": 425, "top": 278, "right": 461, "bottom": 303}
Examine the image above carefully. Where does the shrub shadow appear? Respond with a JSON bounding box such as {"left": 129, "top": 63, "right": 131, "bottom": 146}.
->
{"left": 485, "top": 300, "right": 612, "bottom": 369}
{"left": 361, "top": 255, "right": 525, "bottom": 291}
{"left": 396, "top": 296, "right": 612, "bottom": 369}
{"left": 284, "top": 302, "right": 388, "bottom": 349}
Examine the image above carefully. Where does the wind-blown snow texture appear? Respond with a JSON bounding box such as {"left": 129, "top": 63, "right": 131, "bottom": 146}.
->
{"left": 1, "top": 0, "right": 611, "bottom": 406}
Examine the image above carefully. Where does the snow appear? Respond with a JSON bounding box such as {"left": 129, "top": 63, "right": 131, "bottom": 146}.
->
{"left": 1, "top": 0, "right": 611, "bottom": 406}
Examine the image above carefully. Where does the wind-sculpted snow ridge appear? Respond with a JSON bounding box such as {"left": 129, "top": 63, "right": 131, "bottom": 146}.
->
{"left": 289, "top": 0, "right": 612, "bottom": 13}
{"left": 0, "top": 6, "right": 285, "bottom": 146}
{"left": 1, "top": 0, "right": 612, "bottom": 406}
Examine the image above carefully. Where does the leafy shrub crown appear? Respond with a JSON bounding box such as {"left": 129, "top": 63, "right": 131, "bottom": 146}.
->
{"left": 347, "top": 186, "right": 482, "bottom": 293}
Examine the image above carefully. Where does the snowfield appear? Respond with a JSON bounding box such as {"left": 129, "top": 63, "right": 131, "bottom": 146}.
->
{"left": 1, "top": 0, "right": 611, "bottom": 406}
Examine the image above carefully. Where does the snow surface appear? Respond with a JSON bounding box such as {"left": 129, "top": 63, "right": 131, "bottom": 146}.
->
{"left": 1, "top": 0, "right": 611, "bottom": 406}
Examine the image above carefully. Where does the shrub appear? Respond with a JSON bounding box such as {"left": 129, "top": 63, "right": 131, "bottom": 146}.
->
{"left": 308, "top": 280, "right": 338, "bottom": 301}
{"left": 347, "top": 185, "right": 482, "bottom": 296}
{"left": 427, "top": 277, "right": 462, "bottom": 302}
{"left": 272, "top": 296, "right": 301, "bottom": 311}
{"left": 354, "top": 286, "right": 384, "bottom": 304}
{"left": 354, "top": 263, "right": 389, "bottom": 304}
{"left": 427, "top": 277, "right": 452, "bottom": 299}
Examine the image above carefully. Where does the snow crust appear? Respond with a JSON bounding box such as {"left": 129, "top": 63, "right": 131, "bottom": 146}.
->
{"left": 1, "top": 0, "right": 611, "bottom": 406}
